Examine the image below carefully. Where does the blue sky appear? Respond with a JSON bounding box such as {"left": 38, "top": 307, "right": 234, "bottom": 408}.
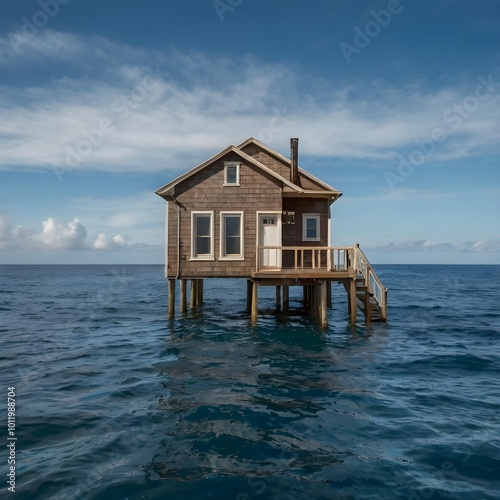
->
{"left": 0, "top": 0, "right": 499, "bottom": 264}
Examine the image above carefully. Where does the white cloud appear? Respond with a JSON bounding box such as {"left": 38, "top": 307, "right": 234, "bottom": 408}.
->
{"left": 37, "top": 217, "right": 87, "bottom": 250}
{"left": 0, "top": 30, "right": 498, "bottom": 174}
{"left": 0, "top": 214, "right": 36, "bottom": 249}
{"left": 92, "top": 233, "right": 127, "bottom": 251}
{"left": 0, "top": 214, "right": 144, "bottom": 252}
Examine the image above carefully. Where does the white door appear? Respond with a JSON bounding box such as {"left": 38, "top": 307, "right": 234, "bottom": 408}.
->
{"left": 258, "top": 214, "right": 281, "bottom": 269}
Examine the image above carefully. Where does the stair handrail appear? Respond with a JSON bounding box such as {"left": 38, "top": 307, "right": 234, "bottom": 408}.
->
{"left": 353, "top": 244, "right": 387, "bottom": 321}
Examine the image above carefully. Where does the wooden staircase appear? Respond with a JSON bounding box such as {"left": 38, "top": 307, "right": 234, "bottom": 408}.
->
{"left": 356, "top": 274, "right": 384, "bottom": 324}
{"left": 352, "top": 245, "right": 387, "bottom": 325}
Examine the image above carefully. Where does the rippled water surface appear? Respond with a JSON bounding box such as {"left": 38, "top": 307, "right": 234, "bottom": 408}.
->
{"left": 1, "top": 265, "right": 500, "bottom": 499}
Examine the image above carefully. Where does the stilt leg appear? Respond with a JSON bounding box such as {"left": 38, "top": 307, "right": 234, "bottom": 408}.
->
{"left": 364, "top": 287, "right": 371, "bottom": 326}
{"left": 311, "top": 284, "right": 319, "bottom": 317}
{"left": 320, "top": 280, "right": 328, "bottom": 329}
{"left": 251, "top": 281, "right": 258, "bottom": 326}
{"left": 283, "top": 286, "right": 289, "bottom": 314}
{"left": 168, "top": 279, "right": 176, "bottom": 319}
{"left": 246, "top": 279, "right": 252, "bottom": 313}
{"left": 190, "top": 279, "right": 197, "bottom": 309}
{"left": 180, "top": 279, "right": 187, "bottom": 314}
{"left": 349, "top": 278, "right": 357, "bottom": 325}
{"left": 197, "top": 279, "right": 203, "bottom": 307}
{"left": 327, "top": 281, "right": 332, "bottom": 308}
{"left": 275, "top": 286, "right": 281, "bottom": 312}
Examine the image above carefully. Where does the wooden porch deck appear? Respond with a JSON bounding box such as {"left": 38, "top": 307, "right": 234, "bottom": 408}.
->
{"left": 166, "top": 245, "right": 387, "bottom": 328}
{"left": 250, "top": 244, "right": 387, "bottom": 326}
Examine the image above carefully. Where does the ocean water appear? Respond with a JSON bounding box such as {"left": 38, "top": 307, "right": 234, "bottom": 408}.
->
{"left": 1, "top": 264, "right": 499, "bottom": 500}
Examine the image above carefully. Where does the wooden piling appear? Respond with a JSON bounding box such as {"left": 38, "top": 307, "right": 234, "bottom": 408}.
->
{"left": 320, "top": 281, "right": 328, "bottom": 329}
{"left": 197, "top": 279, "right": 203, "bottom": 307}
{"left": 327, "top": 281, "right": 332, "bottom": 308}
{"left": 246, "top": 279, "right": 252, "bottom": 313}
{"left": 251, "top": 281, "right": 258, "bottom": 326}
{"left": 283, "top": 285, "right": 289, "bottom": 314}
{"left": 275, "top": 286, "right": 281, "bottom": 311}
{"left": 190, "top": 279, "right": 197, "bottom": 309}
{"left": 168, "top": 279, "right": 176, "bottom": 319}
{"left": 364, "top": 286, "right": 371, "bottom": 326}
{"left": 349, "top": 278, "right": 357, "bottom": 325}
{"left": 180, "top": 279, "right": 187, "bottom": 314}
{"left": 311, "top": 284, "right": 319, "bottom": 317}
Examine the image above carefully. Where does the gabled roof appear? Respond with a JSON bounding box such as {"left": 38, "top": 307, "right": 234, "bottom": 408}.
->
{"left": 155, "top": 138, "right": 342, "bottom": 201}
{"left": 238, "top": 137, "right": 342, "bottom": 195}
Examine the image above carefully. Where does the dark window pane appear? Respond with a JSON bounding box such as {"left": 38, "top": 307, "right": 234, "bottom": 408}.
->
{"left": 226, "top": 165, "right": 238, "bottom": 183}
{"left": 196, "top": 236, "right": 210, "bottom": 255}
{"left": 225, "top": 216, "right": 240, "bottom": 237}
{"left": 196, "top": 216, "right": 210, "bottom": 236}
{"left": 226, "top": 237, "right": 240, "bottom": 255}
{"left": 306, "top": 218, "right": 317, "bottom": 238}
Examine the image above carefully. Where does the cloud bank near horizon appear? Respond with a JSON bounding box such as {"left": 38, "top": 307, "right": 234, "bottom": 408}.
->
{"left": 0, "top": 214, "right": 155, "bottom": 252}
{"left": 368, "top": 238, "right": 500, "bottom": 254}
{"left": 1, "top": 213, "right": 498, "bottom": 255}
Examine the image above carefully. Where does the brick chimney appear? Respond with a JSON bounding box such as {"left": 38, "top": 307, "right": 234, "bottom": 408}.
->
{"left": 290, "top": 138, "right": 299, "bottom": 185}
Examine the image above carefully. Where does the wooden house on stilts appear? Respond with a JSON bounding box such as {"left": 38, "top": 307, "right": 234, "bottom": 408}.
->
{"left": 155, "top": 138, "right": 387, "bottom": 327}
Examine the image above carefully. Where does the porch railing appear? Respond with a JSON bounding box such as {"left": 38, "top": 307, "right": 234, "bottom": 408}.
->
{"left": 354, "top": 244, "right": 387, "bottom": 321}
{"left": 255, "top": 244, "right": 387, "bottom": 321}
{"left": 256, "top": 246, "right": 354, "bottom": 272}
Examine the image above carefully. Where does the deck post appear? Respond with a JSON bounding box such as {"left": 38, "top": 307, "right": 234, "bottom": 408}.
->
{"left": 168, "top": 279, "right": 176, "bottom": 319}
{"left": 311, "top": 286, "right": 317, "bottom": 315}
{"left": 311, "top": 284, "right": 319, "bottom": 317}
{"left": 306, "top": 286, "right": 311, "bottom": 311}
{"left": 246, "top": 279, "right": 252, "bottom": 313}
{"left": 346, "top": 281, "right": 352, "bottom": 317}
{"left": 190, "top": 279, "right": 197, "bottom": 309}
{"left": 197, "top": 279, "right": 203, "bottom": 307}
{"left": 251, "top": 281, "right": 258, "bottom": 326}
{"left": 349, "top": 278, "right": 357, "bottom": 325}
{"left": 381, "top": 288, "right": 388, "bottom": 322}
{"left": 320, "top": 280, "right": 328, "bottom": 329}
{"left": 180, "top": 279, "right": 187, "bottom": 314}
{"left": 275, "top": 286, "right": 281, "bottom": 312}
{"left": 364, "top": 288, "right": 372, "bottom": 326}
{"left": 283, "top": 286, "right": 289, "bottom": 314}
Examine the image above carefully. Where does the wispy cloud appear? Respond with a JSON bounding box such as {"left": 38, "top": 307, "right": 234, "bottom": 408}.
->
{"left": 462, "top": 240, "right": 500, "bottom": 253}
{"left": 369, "top": 239, "right": 457, "bottom": 253}
{"left": 344, "top": 188, "right": 456, "bottom": 204}
{"left": 0, "top": 30, "right": 499, "bottom": 174}
{"left": 369, "top": 239, "right": 500, "bottom": 253}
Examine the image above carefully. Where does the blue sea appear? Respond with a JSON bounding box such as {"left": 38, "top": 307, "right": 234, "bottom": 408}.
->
{"left": 1, "top": 264, "right": 499, "bottom": 499}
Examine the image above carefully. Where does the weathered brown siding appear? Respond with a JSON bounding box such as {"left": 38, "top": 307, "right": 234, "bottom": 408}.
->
{"left": 166, "top": 152, "right": 282, "bottom": 278}
{"left": 281, "top": 198, "right": 330, "bottom": 268}
{"left": 240, "top": 144, "right": 331, "bottom": 190}
{"left": 282, "top": 198, "right": 330, "bottom": 247}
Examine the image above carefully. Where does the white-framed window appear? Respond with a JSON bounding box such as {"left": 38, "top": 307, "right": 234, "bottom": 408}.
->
{"left": 302, "top": 214, "right": 320, "bottom": 241}
{"left": 191, "top": 211, "right": 214, "bottom": 260}
{"left": 224, "top": 162, "right": 240, "bottom": 186}
{"left": 220, "top": 211, "right": 244, "bottom": 260}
